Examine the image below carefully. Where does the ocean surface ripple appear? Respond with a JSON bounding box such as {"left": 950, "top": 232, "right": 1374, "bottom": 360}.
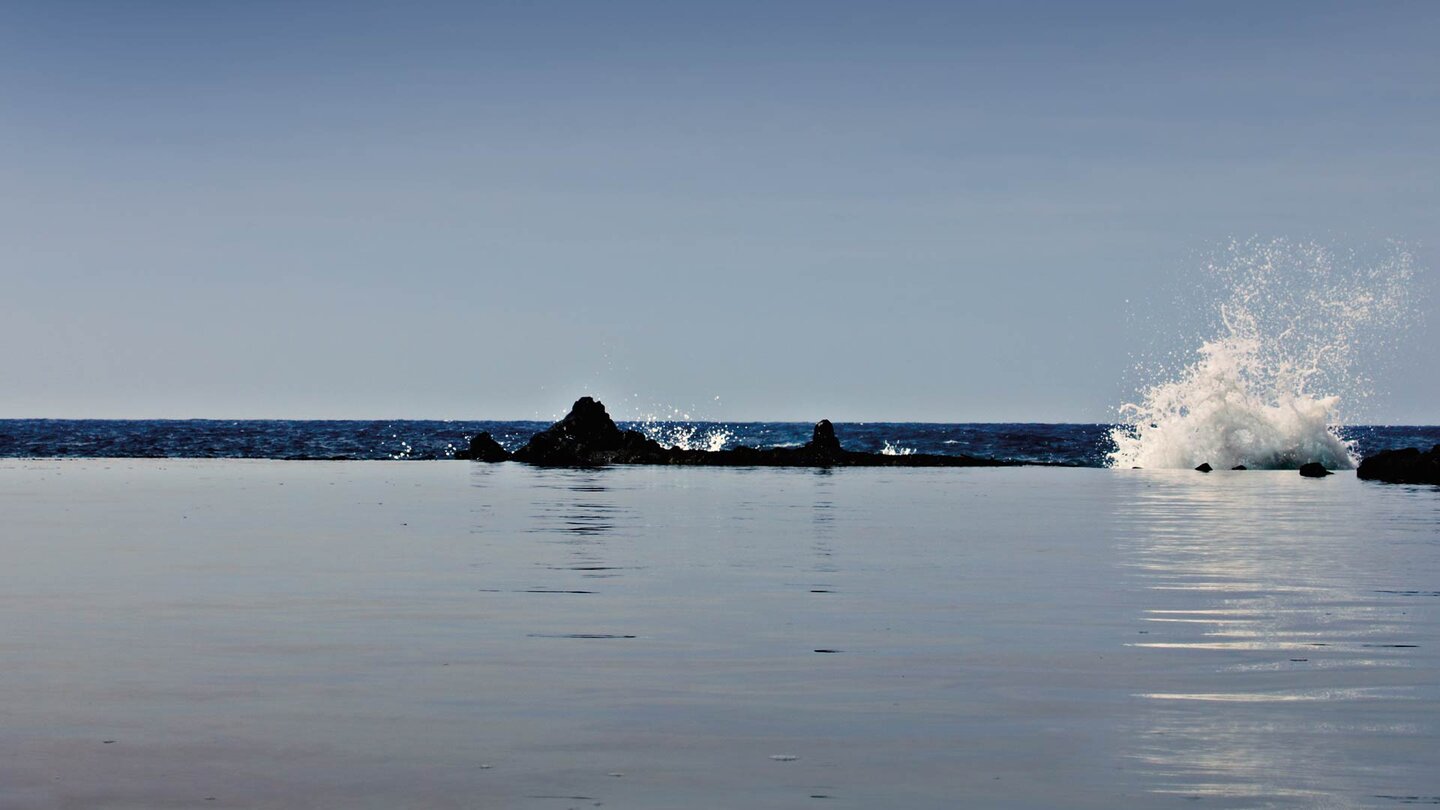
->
{"left": 0, "top": 419, "right": 1434, "bottom": 467}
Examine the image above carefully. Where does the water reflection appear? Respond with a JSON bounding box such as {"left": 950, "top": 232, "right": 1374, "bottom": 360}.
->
{"left": 530, "top": 469, "right": 630, "bottom": 537}
{"left": 1114, "top": 472, "right": 1436, "bottom": 804}
{"left": 525, "top": 469, "right": 645, "bottom": 589}
{"left": 468, "top": 466, "right": 643, "bottom": 590}
{"left": 810, "top": 469, "right": 838, "bottom": 576}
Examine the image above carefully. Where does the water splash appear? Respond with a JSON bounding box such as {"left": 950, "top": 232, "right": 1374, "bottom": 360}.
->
{"left": 606, "top": 396, "right": 734, "bottom": 452}
{"left": 1109, "top": 239, "right": 1415, "bottom": 470}
{"left": 639, "top": 422, "right": 733, "bottom": 452}
{"left": 880, "top": 440, "right": 916, "bottom": 456}
{"left": 633, "top": 410, "right": 733, "bottom": 452}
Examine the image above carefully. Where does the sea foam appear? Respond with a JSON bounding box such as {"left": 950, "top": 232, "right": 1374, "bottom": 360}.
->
{"left": 1109, "top": 239, "right": 1414, "bottom": 470}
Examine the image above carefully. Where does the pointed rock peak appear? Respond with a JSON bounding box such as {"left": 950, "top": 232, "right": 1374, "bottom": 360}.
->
{"left": 810, "top": 419, "right": 841, "bottom": 452}
{"left": 510, "top": 397, "right": 628, "bottom": 465}
{"left": 559, "top": 396, "right": 618, "bottom": 434}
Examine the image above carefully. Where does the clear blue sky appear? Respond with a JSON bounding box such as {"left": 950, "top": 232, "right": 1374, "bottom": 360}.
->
{"left": 2, "top": 1, "right": 1436, "bottom": 421}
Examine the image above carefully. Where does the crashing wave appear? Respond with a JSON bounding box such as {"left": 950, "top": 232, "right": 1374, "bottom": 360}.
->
{"left": 1109, "top": 239, "right": 1414, "bottom": 470}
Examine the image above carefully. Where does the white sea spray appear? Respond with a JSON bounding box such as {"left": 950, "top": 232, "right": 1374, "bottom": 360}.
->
{"left": 635, "top": 412, "right": 733, "bottom": 452}
{"left": 1109, "top": 239, "right": 1414, "bottom": 470}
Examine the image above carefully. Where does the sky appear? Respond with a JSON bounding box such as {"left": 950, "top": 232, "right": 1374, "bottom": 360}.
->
{"left": 2, "top": 0, "right": 1437, "bottom": 422}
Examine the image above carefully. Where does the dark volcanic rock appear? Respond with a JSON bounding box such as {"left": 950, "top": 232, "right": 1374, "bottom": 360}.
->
{"left": 477, "top": 396, "right": 1014, "bottom": 469}
{"left": 511, "top": 397, "right": 667, "bottom": 466}
{"left": 1195, "top": 463, "right": 1213, "bottom": 473}
{"left": 798, "top": 420, "right": 844, "bottom": 464}
{"left": 1357, "top": 445, "right": 1440, "bottom": 485}
{"left": 811, "top": 420, "right": 840, "bottom": 452}
{"left": 1298, "top": 462, "right": 1332, "bottom": 478}
{"left": 455, "top": 432, "right": 511, "bottom": 462}
{"left": 1231, "top": 465, "right": 1247, "bottom": 471}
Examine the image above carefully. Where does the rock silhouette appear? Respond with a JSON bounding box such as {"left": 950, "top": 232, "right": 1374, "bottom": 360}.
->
{"left": 455, "top": 431, "right": 511, "bottom": 462}
{"left": 473, "top": 397, "right": 1010, "bottom": 468}
{"left": 1298, "top": 462, "right": 1332, "bottom": 478}
{"left": 810, "top": 418, "right": 841, "bottom": 449}
{"left": 511, "top": 396, "right": 666, "bottom": 466}
{"left": 1357, "top": 445, "right": 1440, "bottom": 485}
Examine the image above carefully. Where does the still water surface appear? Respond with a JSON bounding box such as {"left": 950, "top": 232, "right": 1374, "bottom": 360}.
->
{"left": 0, "top": 461, "right": 1436, "bottom": 808}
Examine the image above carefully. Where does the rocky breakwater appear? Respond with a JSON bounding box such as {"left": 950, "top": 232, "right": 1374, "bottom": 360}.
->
{"left": 1357, "top": 445, "right": 1440, "bottom": 485}
{"left": 457, "top": 396, "right": 1010, "bottom": 468}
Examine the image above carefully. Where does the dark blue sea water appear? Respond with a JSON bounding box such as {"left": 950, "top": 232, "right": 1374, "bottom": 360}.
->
{"left": 0, "top": 420, "right": 1434, "bottom": 466}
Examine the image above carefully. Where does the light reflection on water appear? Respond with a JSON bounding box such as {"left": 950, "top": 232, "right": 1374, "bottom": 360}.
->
{"left": 1114, "top": 471, "right": 1440, "bottom": 806}
{"left": 528, "top": 469, "right": 635, "bottom": 538}
{"left": 2, "top": 461, "right": 1436, "bottom": 808}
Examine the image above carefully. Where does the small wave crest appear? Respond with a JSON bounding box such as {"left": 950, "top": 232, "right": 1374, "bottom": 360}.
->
{"left": 1108, "top": 239, "right": 1415, "bottom": 470}
{"left": 880, "top": 440, "right": 916, "bottom": 456}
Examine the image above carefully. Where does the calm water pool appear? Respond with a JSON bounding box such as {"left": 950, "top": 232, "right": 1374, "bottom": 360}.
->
{"left": 1, "top": 460, "right": 1436, "bottom": 808}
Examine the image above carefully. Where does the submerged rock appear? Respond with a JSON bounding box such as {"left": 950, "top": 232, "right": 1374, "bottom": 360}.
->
{"left": 1298, "top": 462, "right": 1332, "bottom": 478}
{"left": 1195, "top": 463, "right": 1213, "bottom": 473}
{"left": 1357, "top": 445, "right": 1440, "bottom": 485}
{"left": 471, "top": 397, "right": 1012, "bottom": 469}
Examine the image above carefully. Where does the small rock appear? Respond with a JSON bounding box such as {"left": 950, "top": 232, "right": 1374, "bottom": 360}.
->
{"left": 1195, "top": 463, "right": 1212, "bottom": 473}
{"left": 810, "top": 420, "right": 841, "bottom": 452}
{"left": 458, "top": 432, "right": 511, "bottom": 462}
{"left": 1299, "top": 462, "right": 1332, "bottom": 478}
{"left": 1231, "top": 465, "right": 1247, "bottom": 470}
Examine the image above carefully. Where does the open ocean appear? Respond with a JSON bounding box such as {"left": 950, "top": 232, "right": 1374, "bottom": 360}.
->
{"left": 1, "top": 420, "right": 1437, "bottom": 466}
